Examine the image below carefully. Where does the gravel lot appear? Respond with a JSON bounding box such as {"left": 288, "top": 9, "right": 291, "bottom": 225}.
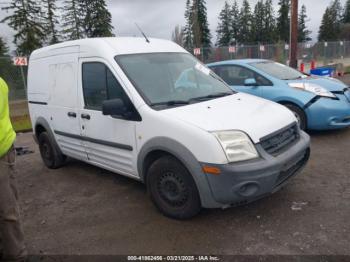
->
{"left": 7, "top": 126, "right": 349, "bottom": 256}
{"left": 5, "top": 76, "right": 350, "bottom": 256}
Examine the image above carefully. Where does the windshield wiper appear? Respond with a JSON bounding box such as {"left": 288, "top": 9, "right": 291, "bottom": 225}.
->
{"left": 189, "top": 92, "right": 233, "bottom": 102}
{"left": 150, "top": 100, "right": 190, "bottom": 107}
{"left": 293, "top": 76, "right": 306, "bottom": 80}
{"left": 283, "top": 75, "right": 306, "bottom": 80}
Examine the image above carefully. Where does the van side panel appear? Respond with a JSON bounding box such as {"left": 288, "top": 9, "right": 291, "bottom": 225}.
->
{"left": 28, "top": 58, "right": 51, "bottom": 135}
{"left": 49, "top": 54, "right": 87, "bottom": 161}
{"left": 28, "top": 51, "right": 87, "bottom": 161}
{"left": 28, "top": 59, "right": 50, "bottom": 103}
{"left": 49, "top": 62, "right": 76, "bottom": 108}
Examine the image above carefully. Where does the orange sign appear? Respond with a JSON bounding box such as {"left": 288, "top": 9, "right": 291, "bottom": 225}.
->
{"left": 13, "top": 57, "right": 28, "bottom": 66}
{"left": 193, "top": 48, "right": 201, "bottom": 55}
{"left": 228, "top": 46, "right": 236, "bottom": 53}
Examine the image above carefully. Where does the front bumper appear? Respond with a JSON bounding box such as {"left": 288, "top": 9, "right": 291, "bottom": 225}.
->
{"left": 306, "top": 94, "right": 350, "bottom": 130}
{"left": 201, "top": 131, "right": 310, "bottom": 207}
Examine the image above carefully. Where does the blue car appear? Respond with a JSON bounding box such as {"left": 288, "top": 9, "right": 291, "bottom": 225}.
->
{"left": 207, "top": 59, "right": 350, "bottom": 130}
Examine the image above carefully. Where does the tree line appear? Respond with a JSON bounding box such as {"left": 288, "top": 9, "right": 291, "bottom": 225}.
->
{"left": 0, "top": 0, "right": 114, "bottom": 56}
{"left": 172, "top": 0, "right": 312, "bottom": 50}
{"left": 3, "top": 0, "right": 350, "bottom": 58}
{"left": 215, "top": 0, "right": 310, "bottom": 47}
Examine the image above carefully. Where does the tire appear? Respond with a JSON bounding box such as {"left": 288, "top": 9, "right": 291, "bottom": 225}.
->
{"left": 147, "top": 155, "right": 201, "bottom": 219}
{"left": 284, "top": 104, "right": 307, "bottom": 130}
{"left": 38, "top": 132, "right": 66, "bottom": 169}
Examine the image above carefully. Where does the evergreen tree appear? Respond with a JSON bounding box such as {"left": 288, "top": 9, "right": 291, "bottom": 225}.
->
{"left": 298, "top": 5, "right": 312, "bottom": 42}
{"left": 319, "top": 7, "right": 333, "bottom": 41}
{"left": 344, "top": 0, "right": 350, "bottom": 23}
{"left": 331, "top": 0, "right": 343, "bottom": 22}
{"left": 276, "top": 0, "right": 290, "bottom": 42}
{"left": 191, "top": 0, "right": 211, "bottom": 48}
{"left": 238, "top": 0, "right": 253, "bottom": 43}
{"left": 216, "top": 1, "right": 232, "bottom": 46}
{"left": 42, "top": 0, "right": 60, "bottom": 44}
{"left": 330, "top": 0, "right": 343, "bottom": 37}
{"left": 231, "top": 0, "right": 240, "bottom": 44}
{"left": 183, "top": 0, "right": 193, "bottom": 50}
{"left": 62, "top": 0, "right": 84, "bottom": 40}
{"left": 251, "top": 0, "right": 265, "bottom": 43}
{"left": 80, "top": 0, "right": 114, "bottom": 38}
{"left": 0, "top": 37, "right": 9, "bottom": 56}
{"left": 0, "top": 36, "right": 12, "bottom": 85}
{"left": 264, "top": 0, "right": 277, "bottom": 43}
{"left": 318, "top": 0, "right": 343, "bottom": 41}
{"left": 1, "top": 0, "right": 45, "bottom": 55}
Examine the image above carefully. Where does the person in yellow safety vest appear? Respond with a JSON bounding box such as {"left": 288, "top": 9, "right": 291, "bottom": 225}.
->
{"left": 0, "top": 77, "right": 27, "bottom": 262}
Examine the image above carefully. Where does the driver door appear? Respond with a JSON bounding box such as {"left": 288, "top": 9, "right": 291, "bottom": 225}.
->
{"left": 77, "top": 58, "right": 138, "bottom": 179}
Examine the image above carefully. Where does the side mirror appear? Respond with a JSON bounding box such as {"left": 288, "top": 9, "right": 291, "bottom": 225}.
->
{"left": 102, "top": 99, "right": 127, "bottom": 117}
{"left": 244, "top": 78, "right": 258, "bottom": 86}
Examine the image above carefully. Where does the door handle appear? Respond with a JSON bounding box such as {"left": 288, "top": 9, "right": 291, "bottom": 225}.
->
{"left": 67, "top": 112, "right": 77, "bottom": 118}
{"left": 81, "top": 113, "right": 91, "bottom": 120}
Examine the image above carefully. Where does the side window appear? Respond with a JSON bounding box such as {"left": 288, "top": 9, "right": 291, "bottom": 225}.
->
{"left": 106, "top": 69, "right": 125, "bottom": 100}
{"left": 82, "top": 62, "right": 127, "bottom": 110}
{"left": 82, "top": 63, "right": 107, "bottom": 110}
{"left": 213, "top": 65, "right": 251, "bottom": 86}
{"left": 212, "top": 65, "right": 272, "bottom": 86}
{"left": 255, "top": 74, "right": 273, "bottom": 86}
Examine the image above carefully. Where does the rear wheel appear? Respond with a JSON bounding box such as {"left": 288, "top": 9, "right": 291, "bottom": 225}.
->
{"left": 147, "top": 155, "right": 201, "bottom": 219}
{"left": 38, "top": 132, "right": 66, "bottom": 169}
{"left": 284, "top": 104, "right": 307, "bottom": 130}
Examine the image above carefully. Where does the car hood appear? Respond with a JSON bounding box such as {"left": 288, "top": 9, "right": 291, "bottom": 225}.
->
{"left": 286, "top": 76, "right": 347, "bottom": 92}
{"left": 162, "top": 93, "right": 296, "bottom": 143}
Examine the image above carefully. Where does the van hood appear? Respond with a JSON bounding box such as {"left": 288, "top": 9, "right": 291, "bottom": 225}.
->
{"left": 162, "top": 93, "right": 296, "bottom": 143}
{"left": 287, "top": 76, "right": 347, "bottom": 92}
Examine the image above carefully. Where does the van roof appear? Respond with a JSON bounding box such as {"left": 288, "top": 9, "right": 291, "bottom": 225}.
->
{"left": 30, "top": 37, "right": 187, "bottom": 59}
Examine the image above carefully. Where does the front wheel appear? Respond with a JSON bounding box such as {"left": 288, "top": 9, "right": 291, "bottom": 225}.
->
{"left": 284, "top": 104, "right": 307, "bottom": 130}
{"left": 147, "top": 155, "right": 201, "bottom": 219}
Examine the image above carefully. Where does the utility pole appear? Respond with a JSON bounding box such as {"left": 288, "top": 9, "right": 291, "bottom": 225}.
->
{"left": 289, "top": 0, "right": 298, "bottom": 69}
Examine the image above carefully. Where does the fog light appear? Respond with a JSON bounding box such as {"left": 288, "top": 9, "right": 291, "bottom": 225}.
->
{"left": 237, "top": 182, "right": 259, "bottom": 197}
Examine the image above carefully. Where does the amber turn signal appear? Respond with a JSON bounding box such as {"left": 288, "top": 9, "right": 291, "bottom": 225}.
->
{"left": 202, "top": 165, "right": 221, "bottom": 175}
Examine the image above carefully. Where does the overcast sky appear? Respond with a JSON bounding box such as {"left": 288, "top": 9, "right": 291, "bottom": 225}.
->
{"left": 0, "top": 0, "right": 347, "bottom": 50}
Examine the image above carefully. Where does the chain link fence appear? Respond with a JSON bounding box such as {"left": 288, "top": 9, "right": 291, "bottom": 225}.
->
{"left": 192, "top": 41, "right": 350, "bottom": 68}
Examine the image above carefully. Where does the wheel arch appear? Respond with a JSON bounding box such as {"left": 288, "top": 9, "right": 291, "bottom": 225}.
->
{"left": 277, "top": 99, "right": 304, "bottom": 109}
{"left": 34, "top": 117, "right": 63, "bottom": 154}
{"left": 137, "top": 137, "right": 219, "bottom": 208}
{"left": 278, "top": 100, "right": 308, "bottom": 128}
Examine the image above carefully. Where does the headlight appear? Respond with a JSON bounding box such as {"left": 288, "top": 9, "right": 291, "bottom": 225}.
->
{"left": 288, "top": 82, "right": 336, "bottom": 98}
{"left": 213, "top": 131, "right": 259, "bottom": 163}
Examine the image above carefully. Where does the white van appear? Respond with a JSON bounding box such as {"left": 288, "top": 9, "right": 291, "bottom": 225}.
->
{"left": 28, "top": 37, "right": 310, "bottom": 219}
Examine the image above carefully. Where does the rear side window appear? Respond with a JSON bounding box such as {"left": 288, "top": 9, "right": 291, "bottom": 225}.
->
{"left": 211, "top": 65, "right": 272, "bottom": 86}
{"left": 82, "top": 62, "right": 126, "bottom": 110}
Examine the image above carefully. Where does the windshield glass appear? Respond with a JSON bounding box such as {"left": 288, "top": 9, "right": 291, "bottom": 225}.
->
{"left": 115, "top": 53, "right": 234, "bottom": 108}
{"left": 250, "top": 61, "right": 306, "bottom": 80}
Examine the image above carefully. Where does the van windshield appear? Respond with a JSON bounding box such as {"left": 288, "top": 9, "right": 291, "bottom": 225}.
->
{"left": 115, "top": 53, "right": 234, "bottom": 109}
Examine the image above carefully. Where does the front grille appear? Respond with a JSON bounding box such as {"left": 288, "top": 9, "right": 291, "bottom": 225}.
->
{"left": 260, "top": 123, "right": 300, "bottom": 156}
